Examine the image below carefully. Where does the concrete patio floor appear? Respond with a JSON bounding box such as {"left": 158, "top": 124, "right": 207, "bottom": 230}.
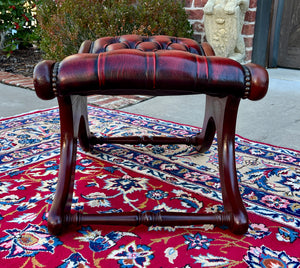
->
{"left": 1, "top": 68, "right": 300, "bottom": 151}
{"left": 123, "top": 68, "right": 300, "bottom": 151}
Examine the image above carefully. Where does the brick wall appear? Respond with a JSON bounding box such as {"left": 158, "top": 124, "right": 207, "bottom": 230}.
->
{"left": 184, "top": 0, "right": 257, "bottom": 62}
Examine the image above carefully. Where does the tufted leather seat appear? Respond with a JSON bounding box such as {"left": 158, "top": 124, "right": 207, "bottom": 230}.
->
{"left": 33, "top": 34, "right": 269, "bottom": 236}
{"left": 84, "top": 35, "right": 206, "bottom": 54}
{"left": 34, "top": 35, "right": 267, "bottom": 101}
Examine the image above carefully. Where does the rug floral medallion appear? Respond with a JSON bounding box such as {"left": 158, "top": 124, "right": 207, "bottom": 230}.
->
{"left": 0, "top": 106, "right": 299, "bottom": 267}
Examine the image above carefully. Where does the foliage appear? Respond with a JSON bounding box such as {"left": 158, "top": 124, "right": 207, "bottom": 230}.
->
{"left": 0, "top": 0, "right": 38, "bottom": 57}
{"left": 37, "top": 0, "right": 193, "bottom": 61}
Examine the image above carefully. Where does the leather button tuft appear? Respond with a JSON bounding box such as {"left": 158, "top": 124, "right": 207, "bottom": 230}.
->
{"left": 91, "top": 35, "right": 206, "bottom": 55}
{"left": 106, "top": 42, "right": 129, "bottom": 51}
{"left": 167, "top": 43, "right": 188, "bottom": 52}
{"left": 136, "top": 42, "right": 161, "bottom": 51}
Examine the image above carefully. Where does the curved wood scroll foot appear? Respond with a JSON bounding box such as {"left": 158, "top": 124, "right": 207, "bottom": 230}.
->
{"left": 48, "top": 94, "right": 248, "bottom": 235}
{"left": 47, "top": 96, "right": 89, "bottom": 235}
{"left": 210, "top": 95, "right": 249, "bottom": 234}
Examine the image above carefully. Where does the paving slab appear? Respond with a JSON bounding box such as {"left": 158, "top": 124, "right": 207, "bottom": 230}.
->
{"left": 0, "top": 83, "right": 57, "bottom": 118}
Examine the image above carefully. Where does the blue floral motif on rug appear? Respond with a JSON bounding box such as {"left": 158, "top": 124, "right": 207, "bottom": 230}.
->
{"left": 0, "top": 107, "right": 299, "bottom": 267}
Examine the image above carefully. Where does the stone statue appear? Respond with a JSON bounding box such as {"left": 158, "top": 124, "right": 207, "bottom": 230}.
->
{"left": 204, "top": 0, "right": 249, "bottom": 62}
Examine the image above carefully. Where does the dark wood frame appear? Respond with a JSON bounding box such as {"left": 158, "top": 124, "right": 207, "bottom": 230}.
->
{"left": 48, "top": 94, "right": 248, "bottom": 235}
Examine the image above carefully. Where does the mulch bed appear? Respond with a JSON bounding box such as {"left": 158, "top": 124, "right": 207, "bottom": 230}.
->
{"left": 0, "top": 47, "right": 43, "bottom": 77}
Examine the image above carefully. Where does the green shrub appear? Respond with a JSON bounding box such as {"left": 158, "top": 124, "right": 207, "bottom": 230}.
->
{"left": 0, "top": 0, "right": 38, "bottom": 56}
{"left": 37, "top": 0, "right": 193, "bottom": 60}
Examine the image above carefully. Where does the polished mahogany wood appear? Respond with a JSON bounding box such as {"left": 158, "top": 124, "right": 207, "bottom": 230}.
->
{"left": 89, "top": 134, "right": 203, "bottom": 146}
{"left": 67, "top": 211, "right": 232, "bottom": 227}
{"left": 33, "top": 35, "right": 269, "bottom": 235}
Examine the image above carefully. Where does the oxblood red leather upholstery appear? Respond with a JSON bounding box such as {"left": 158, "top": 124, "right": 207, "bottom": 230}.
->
{"left": 34, "top": 35, "right": 268, "bottom": 102}
{"left": 80, "top": 35, "right": 206, "bottom": 54}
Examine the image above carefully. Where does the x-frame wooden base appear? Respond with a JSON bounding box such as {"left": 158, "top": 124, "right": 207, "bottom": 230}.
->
{"left": 47, "top": 94, "right": 248, "bottom": 235}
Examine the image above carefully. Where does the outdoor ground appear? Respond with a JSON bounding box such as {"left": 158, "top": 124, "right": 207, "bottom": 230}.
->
{"left": 0, "top": 47, "right": 42, "bottom": 77}
{"left": 0, "top": 48, "right": 152, "bottom": 110}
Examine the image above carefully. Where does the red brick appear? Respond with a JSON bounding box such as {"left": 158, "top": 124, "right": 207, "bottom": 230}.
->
{"left": 120, "top": 95, "right": 150, "bottom": 100}
{"left": 92, "top": 97, "right": 120, "bottom": 104}
{"left": 244, "top": 10, "right": 256, "bottom": 23}
{"left": 2, "top": 78, "right": 21, "bottom": 83}
{"left": 186, "top": 9, "right": 204, "bottom": 20}
{"left": 249, "top": 0, "right": 257, "bottom": 9}
{"left": 194, "top": 0, "right": 207, "bottom": 8}
{"left": 245, "top": 49, "right": 253, "bottom": 62}
{"left": 242, "top": 24, "right": 255, "bottom": 35}
{"left": 184, "top": 0, "right": 193, "bottom": 8}
{"left": 0, "top": 72, "right": 16, "bottom": 79}
{"left": 192, "top": 21, "right": 204, "bottom": 33}
{"left": 19, "top": 81, "right": 34, "bottom": 85}
{"left": 244, "top": 36, "right": 254, "bottom": 48}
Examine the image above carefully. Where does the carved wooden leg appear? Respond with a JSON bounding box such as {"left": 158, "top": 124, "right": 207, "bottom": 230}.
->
{"left": 189, "top": 95, "right": 248, "bottom": 234}
{"left": 210, "top": 95, "right": 248, "bottom": 234}
{"left": 48, "top": 96, "right": 80, "bottom": 235}
{"left": 48, "top": 95, "right": 248, "bottom": 235}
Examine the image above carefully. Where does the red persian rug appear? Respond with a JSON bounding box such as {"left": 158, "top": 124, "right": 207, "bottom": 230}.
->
{"left": 0, "top": 106, "right": 299, "bottom": 267}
